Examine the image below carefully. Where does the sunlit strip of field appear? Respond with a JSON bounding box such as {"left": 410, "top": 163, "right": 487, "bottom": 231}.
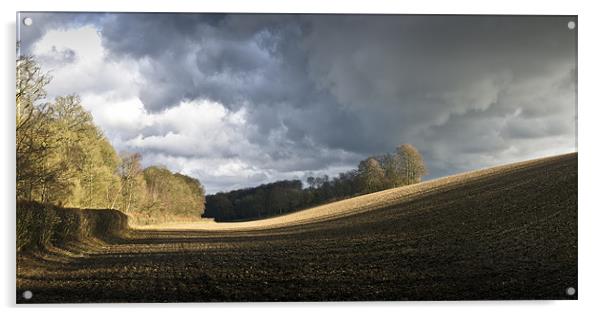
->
{"left": 135, "top": 152, "right": 576, "bottom": 232}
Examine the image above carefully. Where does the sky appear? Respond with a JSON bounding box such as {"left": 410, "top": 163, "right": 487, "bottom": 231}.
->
{"left": 18, "top": 13, "right": 577, "bottom": 194}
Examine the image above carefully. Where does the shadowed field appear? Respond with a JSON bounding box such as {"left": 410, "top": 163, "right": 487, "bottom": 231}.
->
{"left": 16, "top": 153, "right": 577, "bottom": 303}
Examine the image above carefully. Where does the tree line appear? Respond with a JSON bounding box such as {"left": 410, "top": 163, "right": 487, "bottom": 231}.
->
{"left": 16, "top": 56, "right": 205, "bottom": 224}
{"left": 204, "top": 144, "right": 427, "bottom": 221}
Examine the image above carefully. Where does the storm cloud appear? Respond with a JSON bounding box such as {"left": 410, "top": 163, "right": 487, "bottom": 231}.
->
{"left": 18, "top": 13, "right": 577, "bottom": 193}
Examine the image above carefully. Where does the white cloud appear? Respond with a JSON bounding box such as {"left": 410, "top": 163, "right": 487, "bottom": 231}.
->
{"left": 125, "top": 99, "right": 251, "bottom": 157}
{"left": 32, "top": 26, "right": 142, "bottom": 100}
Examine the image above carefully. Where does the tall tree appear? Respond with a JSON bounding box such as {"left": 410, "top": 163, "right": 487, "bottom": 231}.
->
{"left": 16, "top": 56, "right": 55, "bottom": 201}
{"left": 397, "top": 144, "right": 427, "bottom": 184}
{"left": 117, "top": 152, "right": 146, "bottom": 213}
{"left": 382, "top": 153, "right": 404, "bottom": 187}
{"left": 50, "top": 95, "right": 104, "bottom": 207}
{"left": 358, "top": 157, "right": 386, "bottom": 193}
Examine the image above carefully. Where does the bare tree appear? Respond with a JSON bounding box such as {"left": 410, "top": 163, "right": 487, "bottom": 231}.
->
{"left": 117, "top": 152, "right": 145, "bottom": 213}
{"left": 358, "top": 157, "right": 386, "bottom": 193}
{"left": 396, "top": 144, "right": 427, "bottom": 184}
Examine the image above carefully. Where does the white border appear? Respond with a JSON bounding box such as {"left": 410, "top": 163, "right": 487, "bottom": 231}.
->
{"left": 2, "top": 0, "right": 601, "bottom": 315}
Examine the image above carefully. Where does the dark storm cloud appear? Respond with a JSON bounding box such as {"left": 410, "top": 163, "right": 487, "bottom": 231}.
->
{"left": 24, "top": 13, "right": 577, "bottom": 192}
{"left": 100, "top": 14, "right": 315, "bottom": 111}
{"left": 298, "top": 15, "right": 576, "bottom": 176}
{"left": 98, "top": 14, "right": 411, "bottom": 157}
{"left": 102, "top": 14, "right": 226, "bottom": 61}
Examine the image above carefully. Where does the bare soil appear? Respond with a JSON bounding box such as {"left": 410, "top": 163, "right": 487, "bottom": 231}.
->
{"left": 16, "top": 153, "right": 578, "bottom": 303}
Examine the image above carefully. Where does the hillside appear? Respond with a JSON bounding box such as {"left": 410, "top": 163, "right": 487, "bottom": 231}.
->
{"left": 17, "top": 152, "right": 577, "bottom": 302}
{"left": 141, "top": 153, "right": 577, "bottom": 231}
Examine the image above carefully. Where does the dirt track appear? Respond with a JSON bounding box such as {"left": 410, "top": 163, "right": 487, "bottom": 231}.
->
{"left": 16, "top": 153, "right": 578, "bottom": 302}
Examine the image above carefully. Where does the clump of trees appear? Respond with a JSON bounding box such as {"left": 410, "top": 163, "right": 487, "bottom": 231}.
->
{"left": 142, "top": 166, "right": 206, "bottom": 219}
{"left": 204, "top": 180, "right": 305, "bottom": 221}
{"left": 205, "top": 144, "right": 427, "bottom": 221}
{"left": 16, "top": 56, "right": 205, "bottom": 224}
{"left": 113, "top": 153, "right": 207, "bottom": 224}
{"left": 365, "top": 143, "right": 428, "bottom": 192}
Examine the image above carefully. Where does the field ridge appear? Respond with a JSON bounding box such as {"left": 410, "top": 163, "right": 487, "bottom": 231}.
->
{"left": 140, "top": 152, "right": 577, "bottom": 231}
